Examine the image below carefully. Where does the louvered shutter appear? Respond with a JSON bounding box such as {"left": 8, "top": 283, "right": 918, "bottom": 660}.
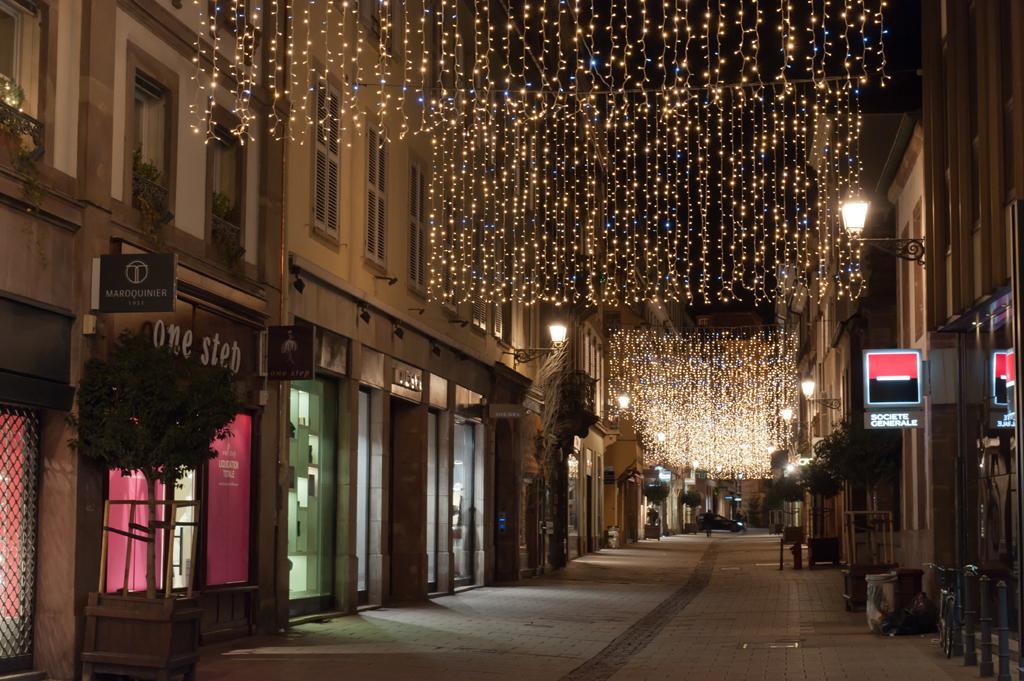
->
{"left": 313, "top": 80, "right": 340, "bottom": 238}
{"left": 493, "top": 302, "right": 503, "bottom": 339}
{"left": 408, "top": 163, "right": 428, "bottom": 289}
{"left": 366, "top": 129, "right": 387, "bottom": 265}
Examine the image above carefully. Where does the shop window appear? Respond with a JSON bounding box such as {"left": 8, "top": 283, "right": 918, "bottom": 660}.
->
{"left": 0, "top": 407, "right": 39, "bottom": 666}
{"left": 366, "top": 128, "right": 387, "bottom": 266}
{"left": 425, "top": 410, "right": 440, "bottom": 590}
{"left": 104, "top": 414, "right": 253, "bottom": 593}
{"left": 288, "top": 381, "right": 337, "bottom": 615}
{"left": 356, "top": 389, "right": 372, "bottom": 597}
{"left": 452, "top": 420, "right": 477, "bottom": 584}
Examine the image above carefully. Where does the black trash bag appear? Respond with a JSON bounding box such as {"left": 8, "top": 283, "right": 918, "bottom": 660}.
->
{"left": 881, "top": 593, "right": 939, "bottom": 636}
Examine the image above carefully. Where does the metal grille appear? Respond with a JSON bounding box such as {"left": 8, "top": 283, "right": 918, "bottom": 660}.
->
{"left": 0, "top": 406, "right": 38, "bottom": 665}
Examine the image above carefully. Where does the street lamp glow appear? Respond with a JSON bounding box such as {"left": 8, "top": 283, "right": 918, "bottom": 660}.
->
{"left": 801, "top": 378, "right": 816, "bottom": 398}
{"left": 841, "top": 199, "right": 870, "bottom": 234}
{"left": 617, "top": 393, "right": 631, "bottom": 410}
{"left": 548, "top": 323, "right": 568, "bottom": 345}
{"left": 785, "top": 463, "right": 796, "bottom": 474}
{"left": 656, "top": 431, "right": 666, "bottom": 443}
{"left": 780, "top": 407, "right": 794, "bottom": 421}
{"left": 767, "top": 445, "right": 777, "bottom": 455}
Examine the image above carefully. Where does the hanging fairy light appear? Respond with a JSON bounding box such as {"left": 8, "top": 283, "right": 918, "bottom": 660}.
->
{"left": 188, "top": 1, "right": 888, "bottom": 306}
{"left": 608, "top": 325, "right": 798, "bottom": 478}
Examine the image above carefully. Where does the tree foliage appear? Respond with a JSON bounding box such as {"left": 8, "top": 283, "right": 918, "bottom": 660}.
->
{"left": 71, "top": 331, "right": 241, "bottom": 597}
{"left": 643, "top": 480, "right": 670, "bottom": 504}
{"left": 812, "top": 419, "right": 899, "bottom": 494}
{"left": 679, "top": 490, "right": 702, "bottom": 509}
{"left": 801, "top": 457, "right": 843, "bottom": 499}
{"left": 765, "top": 476, "right": 804, "bottom": 509}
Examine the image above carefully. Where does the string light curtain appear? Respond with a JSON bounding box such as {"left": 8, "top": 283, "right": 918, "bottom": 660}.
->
{"left": 608, "top": 325, "right": 798, "bottom": 478}
{"left": 191, "top": 1, "right": 888, "bottom": 306}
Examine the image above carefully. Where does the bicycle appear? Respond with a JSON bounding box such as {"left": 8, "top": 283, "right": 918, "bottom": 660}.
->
{"left": 930, "top": 563, "right": 978, "bottom": 658}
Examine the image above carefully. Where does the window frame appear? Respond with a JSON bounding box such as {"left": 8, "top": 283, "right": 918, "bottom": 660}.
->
{"left": 408, "top": 158, "right": 428, "bottom": 293}
{"left": 205, "top": 106, "right": 248, "bottom": 259}
{"left": 365, "top": 127, "right": 388, "bottom": 268}
{"left": 311, "top": 77, "right": 343, "bottom": 243}
{"left": 123, "top": 44, "right": 179, "bottom": 214}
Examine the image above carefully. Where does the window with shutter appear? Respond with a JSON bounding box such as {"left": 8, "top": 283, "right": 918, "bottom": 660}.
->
{"left": 492, "top": 302, "right": 503, "bottom": 339}
{"left": 366, "top": 129, "right": 387, "bottom": 265}
{"left": 471, "top": 301, "right": 486, "bottom": 331}
{"left": 408, "top": 162, "right": 427, "bottom": 290}
{"left": 312, "top": 80, "right": 341, "bottom": 239}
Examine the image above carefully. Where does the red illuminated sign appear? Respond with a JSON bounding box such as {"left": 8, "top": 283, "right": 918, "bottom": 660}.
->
{"left": 994, "top": 351, "right": 1011, "bottom": 405}
{"left": 864, "top": 350, "right": 922, "bottom": 407}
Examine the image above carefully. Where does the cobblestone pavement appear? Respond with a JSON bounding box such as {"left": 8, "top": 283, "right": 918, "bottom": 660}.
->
{"left": 200, "top": 532, "right": 984, "bottom": 681}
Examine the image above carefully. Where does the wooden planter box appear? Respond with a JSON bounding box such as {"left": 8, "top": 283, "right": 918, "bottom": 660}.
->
{"left": 808, "top": 537, "right": 841, "bottom": 568}
{"left": 82, "top": 593, "right": 202, "bottom": 681}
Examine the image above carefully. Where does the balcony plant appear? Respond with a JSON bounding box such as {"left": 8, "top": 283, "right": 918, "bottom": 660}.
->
{"left": 71, "top": 331, "right": 241, "bottom": 678}
{"left": 132, "top": 146, "right": 173, "bottom": 240}
{"left": 211, "top": 190, "right": 246, "bottom": 269}
{"left": 0, "top": 74, "right": 44, "bottom": 209}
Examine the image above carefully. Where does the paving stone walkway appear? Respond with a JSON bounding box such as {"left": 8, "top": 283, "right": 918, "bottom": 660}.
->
{"left": 200, "top": 532, "right": 986, "bottom": 681}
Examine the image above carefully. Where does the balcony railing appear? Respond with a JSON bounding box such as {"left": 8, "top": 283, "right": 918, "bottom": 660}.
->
{"left": 132, "top": 173, "right": 174, "bottom": 232}
{"left": 0, "top": 101, "right": 44, "bottom": 161}
{"left": 211, "top": 213, "right": 245, "bottom": 268}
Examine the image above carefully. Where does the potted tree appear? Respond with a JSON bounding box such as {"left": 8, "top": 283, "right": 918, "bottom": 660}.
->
{"left": 72, "top": 331, "right": 241, "bottom": 679}
{"left": 766, "top": 476, "right": 805, "bottom": 543}
{"left": 679, "top": 490, "right": 702, "bottom": 533}
{"left": 813, "top": 420, "right": 902, "bottom": 609}
{"left": 642, "top": 480, "right": 669, "bottom": 539}
{"left": 802, "top": 457, "right": 843, "bottom": 568}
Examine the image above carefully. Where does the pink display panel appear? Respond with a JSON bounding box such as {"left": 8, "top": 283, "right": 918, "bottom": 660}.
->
{"left": 205, "top": 413, "right": 252, "bottom": 585}
{"left": 105, "top": 471, "right": 166, "bottom": 593}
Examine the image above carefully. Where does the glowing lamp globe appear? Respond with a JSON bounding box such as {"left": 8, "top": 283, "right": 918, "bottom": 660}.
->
{"left": 841, "top": 199, "right": 870, "bottom": 235}
{"left": 801, "top": 379, "right": 816, "bottom": 398}
{"left": 548, "top": 323, "right": 568, "bottom": 345}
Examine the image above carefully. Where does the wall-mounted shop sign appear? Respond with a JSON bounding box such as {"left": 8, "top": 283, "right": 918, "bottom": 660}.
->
{"left": 864, "top": 349, "right": 923, "bottom": 407}
{"left": 93, "top": 253, "right": 176, "bottom": 313}
{"left": 658, "top": 468, "right": 672, "bottom": 482}
{"left": 266, "top": 325, "right": 315, "bottom": 380}
{"left": 990, "top": 410, "right": 1016, "bottom": 430}
{"left": 993, "top": 350, "right": 1012, "bottom": 405}
{"left": 864, "top": 410, "right": 922, "bottom": 429}
{"left": 318, "top": 328, "right": 348, "bottom": 376}
{"left": 487, "top": 403, "right": 525, "bottom": 419}
{"left": 391, "top": 360, "right": 423, "bottom": 401}
{"left": 110, "top": 302, "right": 257, "bottom": 379}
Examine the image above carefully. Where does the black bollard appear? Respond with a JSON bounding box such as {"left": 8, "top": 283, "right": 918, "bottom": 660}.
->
{"left": 996, "top": 580, "right": 1010, "bottom": 681}
{"left": 964, "top": 570, "right": 977, "bottom": 666}
{"left": 979, "top": 575, "right": 993, "bottom": 677}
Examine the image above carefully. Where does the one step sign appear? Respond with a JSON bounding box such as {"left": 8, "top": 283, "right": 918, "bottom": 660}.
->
{"left": 92, "top": 253, "right": 176, "bottom": 313}
{"left": 863, "top": 349, "right": 923, "bottom": 429}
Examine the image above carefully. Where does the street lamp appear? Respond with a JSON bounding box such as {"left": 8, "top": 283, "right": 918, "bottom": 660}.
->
{"left": 616, "top": 393, "right": 631, "bottom": 410}
{"left": 656, "top": 431, "right": 666, "bottom": 443}
{"left": 841, "top": 199, "right": 870, "bottom": 235}
{"left": 503, "top": 321, "right": 569, "bottom": 367}
{"left": 780, "top": 407, "right": 794, "bottom": 422}
{"left": 841, "top": 197, "right": 926, "bottom": 265}
{"left": 801, "top": 378, "right": 816, "bottom": 398}
{"left": 548, "top": 322, "right": 568, "bottom": 345}
{"left": 801, "top": 377, "right": 842, "bottom": 410}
